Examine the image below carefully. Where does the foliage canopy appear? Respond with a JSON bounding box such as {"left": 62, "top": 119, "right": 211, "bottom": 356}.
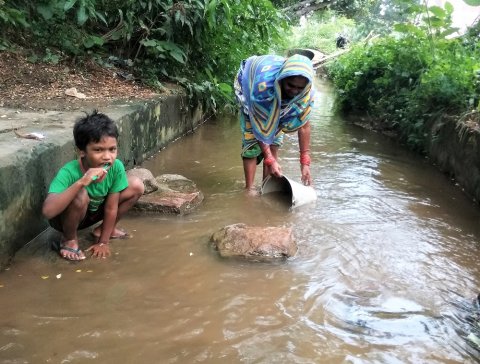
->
{"left": 0, "top": 0, "right": 288, "bottom": 113}
{"left": 326, "top": 1, "right": 480, "bottom": 151}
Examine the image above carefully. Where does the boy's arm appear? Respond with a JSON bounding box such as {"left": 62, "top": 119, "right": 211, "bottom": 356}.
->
{"left": 42, "top": 175, "right": 92, "bottom": 219}
{"left": 42, "top": 166, "right": 109, "bottom": 219}
{"left": 87, "top": 192, "right": 119, "bottom": 258}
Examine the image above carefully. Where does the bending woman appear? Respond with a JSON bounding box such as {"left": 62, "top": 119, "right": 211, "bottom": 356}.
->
{"left": 234, "top": 54, "right": 315, "bottom": 193}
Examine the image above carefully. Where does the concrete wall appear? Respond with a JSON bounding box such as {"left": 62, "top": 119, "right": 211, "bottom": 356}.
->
{"left": 427, "top": 116, "right": 480, "bottom": 203}
{"left": 0, "top": 96, "right": 204, "bottom": 269}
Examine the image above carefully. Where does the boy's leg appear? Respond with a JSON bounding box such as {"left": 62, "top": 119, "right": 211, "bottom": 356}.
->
{"left": 92, "top": 175, "right": 144, "bottom": 238}
{"left": 49, "top": 189, "right": 89, "bottom": 260}
{"left": 117, "top": 175, "right": 144, "bottom": 217}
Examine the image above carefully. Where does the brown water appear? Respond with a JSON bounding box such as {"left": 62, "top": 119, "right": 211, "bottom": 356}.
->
{"left": 2, "top": 79, "right": 480, "bottom": 363}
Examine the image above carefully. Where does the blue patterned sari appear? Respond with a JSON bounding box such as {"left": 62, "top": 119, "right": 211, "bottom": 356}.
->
{"left": 235, "top": 54, "right": 315, "bottom": 153}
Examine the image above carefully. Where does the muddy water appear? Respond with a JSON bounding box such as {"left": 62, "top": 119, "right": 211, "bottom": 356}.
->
{"left": 2, "top": 79, "right": 480, "bottom": 363}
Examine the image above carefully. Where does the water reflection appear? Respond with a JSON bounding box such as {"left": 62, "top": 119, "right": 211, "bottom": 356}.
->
{"left": 2, "top": 78, "right": 480, "bottom": 363}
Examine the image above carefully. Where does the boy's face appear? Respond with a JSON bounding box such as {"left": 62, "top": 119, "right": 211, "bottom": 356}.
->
{"left": 80, "top": 136, "right": 118, "bottom": 168}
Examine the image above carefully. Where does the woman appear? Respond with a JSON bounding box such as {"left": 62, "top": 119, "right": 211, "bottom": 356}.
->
{"left": 234, "top": 54, "right": 315, "bottom": 193}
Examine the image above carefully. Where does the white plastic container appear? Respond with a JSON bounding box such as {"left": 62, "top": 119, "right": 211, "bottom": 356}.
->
{"left": 261, "top": 175, "right": 317, "bottom": 208}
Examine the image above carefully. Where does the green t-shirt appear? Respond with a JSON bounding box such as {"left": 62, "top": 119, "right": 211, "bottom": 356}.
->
{"left": 48, "top": 159, "right": 129, "bottom": 212}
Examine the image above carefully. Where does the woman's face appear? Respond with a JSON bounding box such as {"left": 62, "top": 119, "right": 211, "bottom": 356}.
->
{"left": 280, "top": 76, "right": 308, "bottom": 100}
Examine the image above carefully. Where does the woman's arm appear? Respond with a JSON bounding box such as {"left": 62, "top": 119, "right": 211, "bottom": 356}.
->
{"left": 298, "top": 122, "right": 312, "bottom": 186}
{"left": 259, "top": 142, "right": 282, "bottom": 177}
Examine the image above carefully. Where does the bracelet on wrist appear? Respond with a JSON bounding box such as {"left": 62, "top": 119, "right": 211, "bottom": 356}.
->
{"left": 264, "top": 156, "right": 275, "bottom": 167}
{"left": 300, "top": 154, "right": 311, "bottom": 166}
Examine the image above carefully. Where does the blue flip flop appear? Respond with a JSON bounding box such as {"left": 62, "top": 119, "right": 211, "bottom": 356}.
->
{"left": 52, "top": 241, "right": 86, "bottom": 261}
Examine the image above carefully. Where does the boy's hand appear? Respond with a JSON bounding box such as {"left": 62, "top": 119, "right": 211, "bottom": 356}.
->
{"left": 80, "top": 166, "right": 109, "bottom": 186}
{"left": 87, "top": 243, "right": 111, "bottom": 258}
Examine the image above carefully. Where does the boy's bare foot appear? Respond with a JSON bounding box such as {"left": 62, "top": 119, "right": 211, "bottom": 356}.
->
{"left": 56, "top": 239, "right": 86, "bottom": 261}
{"left": 91, "top": 226, "right": 129, "bottom": 239}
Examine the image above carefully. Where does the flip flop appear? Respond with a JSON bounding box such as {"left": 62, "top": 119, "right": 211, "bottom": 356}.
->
{"left": 52, "top": 241, "right": 86, "bottom": 261}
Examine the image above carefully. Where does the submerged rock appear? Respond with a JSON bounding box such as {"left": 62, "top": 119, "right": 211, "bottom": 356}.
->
{"left": 211, "top": 223, "right": 297, "bottom": 261}
{"left": 132, "top": 171, "right": 203, "bottom": 215}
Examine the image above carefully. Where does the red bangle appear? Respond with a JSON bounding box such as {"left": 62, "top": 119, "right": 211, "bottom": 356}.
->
{"left": 264, "top": 156, "right": 275, "bottom": 166}
{"left": 300, "top": 154, "right": 311, "bottom": 166}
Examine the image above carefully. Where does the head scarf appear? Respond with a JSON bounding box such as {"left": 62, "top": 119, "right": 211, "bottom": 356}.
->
{"left": 240, "top": 54, "right": 315, "bottom": 144}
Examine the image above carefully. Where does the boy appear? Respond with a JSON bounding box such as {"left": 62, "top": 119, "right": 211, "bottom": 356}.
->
{"left": 42, "top": 110, "right": 144, "bottom": 261}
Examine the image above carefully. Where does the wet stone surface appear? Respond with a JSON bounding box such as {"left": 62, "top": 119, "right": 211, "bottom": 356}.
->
{"left": 128, "top": 168, "right": 204, "bottom": 215}
{"left": 211, "top": 223, "right": 298, "bottom": 261}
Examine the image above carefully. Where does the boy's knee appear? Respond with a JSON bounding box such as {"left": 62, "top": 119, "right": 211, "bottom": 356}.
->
{"left": 128, "top": 175, "right": 145, "bottom": 197}
{"left": 72, "top": 188, "right": 90, "bottom": 209}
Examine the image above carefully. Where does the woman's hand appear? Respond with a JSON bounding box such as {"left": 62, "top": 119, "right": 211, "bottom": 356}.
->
{"left": 86, "top": 243, "right": 111, "bottom": 259}
{"left": 269, "top": 159, "right": 283, "bottom": 177}
{"left": 301, "top": 164, "right": 312, "bottom": 186}
{"left": 264, "top": 157, "right": 282, "bottom": 178}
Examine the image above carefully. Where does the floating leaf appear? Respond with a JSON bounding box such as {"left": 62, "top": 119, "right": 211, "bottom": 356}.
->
{"left": 41, "top": 275, "right": 49, "bottom": 279}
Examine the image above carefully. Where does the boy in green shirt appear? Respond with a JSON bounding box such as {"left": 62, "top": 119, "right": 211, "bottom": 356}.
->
{"left": 42, "top": 110, "right": 144, "bottom": 261}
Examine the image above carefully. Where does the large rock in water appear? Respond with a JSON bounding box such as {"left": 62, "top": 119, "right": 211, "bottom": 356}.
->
{"left": 211, "top": 223, "right": 297, "bottom": 261}
{"left": 128, "top": 169, "right": 204, "bottom": 215}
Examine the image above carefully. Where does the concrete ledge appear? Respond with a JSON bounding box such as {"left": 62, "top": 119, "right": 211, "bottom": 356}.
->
{"left": 0, "top": 96, "right": 204, "bottom": 269}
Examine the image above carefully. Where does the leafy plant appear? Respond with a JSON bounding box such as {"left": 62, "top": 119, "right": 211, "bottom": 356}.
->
{"left": 279, "top": 10, "right": 355, "bottom": 54}
{"left": 327, "top": 0, "right": 480, "bottom": 151}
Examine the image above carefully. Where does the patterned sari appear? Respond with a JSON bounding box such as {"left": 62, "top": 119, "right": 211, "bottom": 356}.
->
{"left": 235, "top": 54, "right": 315, "bottom": 152}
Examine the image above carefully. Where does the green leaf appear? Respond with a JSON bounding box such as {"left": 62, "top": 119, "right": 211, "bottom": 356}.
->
{"left": 95, "top": 11, "right": 107, "bottom": 26}
{"left": 463, "top": 0, "right": 480, "bottom": 5}
{"left": 83, "top": 35, "right": 104, "bottom": 48}
{"left": 64, "top": 0, "right": 78, "bottom": 12}
{"left": 444, "top": 2, "right": 454, "bottom": 13}
{"left": 428, "top": 6, "right": 446, "bottom": 18}
{"left": 429, "top": 17, "right": 445, "bottom": 27}
{"left": 141, "top": 39, "right": 157, "bottom": 47}
{"left": 439, "top": 27, "right": 460, "bottom": 37}
{"left": 394, "top": 23, "right": 424, "bottom": 37}
{"left": 77, "top": 6, "right": 88, "bottom": 25}
{"left": 36, "top": 5, "right": 53, "bottom": 20}
{"left": 218, "top": 82, "right": 232, "bottom": 94}
{"left": 207, "top": 0, "right": 217, "bottom": 28}
{"left": 169, "top": 49, "right": 185, "bottom": 63}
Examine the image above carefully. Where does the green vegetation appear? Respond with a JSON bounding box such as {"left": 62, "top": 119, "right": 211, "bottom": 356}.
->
{"left": 0, "top": 0, "right": 288, "bottom": 112}
{"left": 326, "top": 1, "right": 480, "bottom": 151}
{"left": 2, "top": 0, "right": 479, "bottom": 140}
{"left": 279, "top": 11, "right": 355, "bottom": 55}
